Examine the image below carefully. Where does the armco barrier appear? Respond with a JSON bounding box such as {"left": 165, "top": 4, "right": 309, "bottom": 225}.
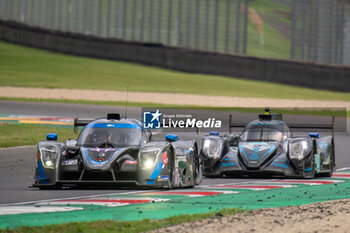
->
{"left": 1, "top": 20, "right": 350, "bottom": 93}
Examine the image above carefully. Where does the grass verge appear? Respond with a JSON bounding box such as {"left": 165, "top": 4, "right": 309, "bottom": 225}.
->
{"left": 1, "top": 41, "right": 350, "bottom": 101}
{"left": 0, "top": 124, "right": 76, "bottom": 148}
{"left": 0, "top": 208, "right": 244, "bottom": 233}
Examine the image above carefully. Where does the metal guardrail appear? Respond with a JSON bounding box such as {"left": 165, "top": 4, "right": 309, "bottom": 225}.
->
{"left": 0, "top": 0, "right": 248, "bottom": 55}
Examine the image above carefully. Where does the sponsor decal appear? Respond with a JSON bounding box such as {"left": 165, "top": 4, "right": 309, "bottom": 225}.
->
{"left": 219, "top": 162, "right": 237, "bottom": 168}
{"left": 61, "top": 159, "right": 78, "bottom": 166}
{"left": 143, "top": 109, "right": 162, "bottom": 129}
{"left": 143, "top": 109, "right": 223, "bottom": 130}
{"left": 271, "top": 162, "right": 289, "bottom": 169}
{"left": 158, "top": 175, "right": 169, "bottom": 181}
{"left": 162, "top": 152, "right": 168, "bottom": 165}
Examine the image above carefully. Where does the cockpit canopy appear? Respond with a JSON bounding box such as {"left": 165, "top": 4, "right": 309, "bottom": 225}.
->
{"left": 77, "top": 121, "right": 143, "bottom": 147}
{"left": 240, "top": 120, "right": 291, "bottom": 142}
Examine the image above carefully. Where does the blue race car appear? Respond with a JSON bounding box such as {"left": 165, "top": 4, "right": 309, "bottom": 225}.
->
{"left": 33, "top": 113, "right": 202, "bottom": 189}
{"left": 200, "top": 109, "right": 335, "bottom": 178}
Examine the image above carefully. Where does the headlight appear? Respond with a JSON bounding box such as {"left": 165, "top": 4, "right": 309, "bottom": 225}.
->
{"left": 289, "top": 139, "right": 312, "bottom": 160}
{"left": 40, "top": 146, "right": 59, "bottom": 168}
{"left": 202, "top": 138, "right": 223, "bottom": 160}
{"left": 140, "top": 148, "right": 160, "bottom": 169}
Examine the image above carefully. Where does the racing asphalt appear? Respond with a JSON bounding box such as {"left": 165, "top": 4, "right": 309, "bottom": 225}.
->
{"left": 0, "top": 100, "right": 349, "bottom": 205}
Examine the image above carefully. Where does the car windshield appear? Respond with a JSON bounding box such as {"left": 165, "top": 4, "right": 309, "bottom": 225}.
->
{"left": 241, "top": 123, "right": 289, "bottom": 142}
{"left": 77, "top": 125, "right": 142, "bottom": 147}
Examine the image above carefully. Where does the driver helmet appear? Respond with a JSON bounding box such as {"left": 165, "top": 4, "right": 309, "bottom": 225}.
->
{"left": 92, "top": 129, "right": 110, "bottom": 142}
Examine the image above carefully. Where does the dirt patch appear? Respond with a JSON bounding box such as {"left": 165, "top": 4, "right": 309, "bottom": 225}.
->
{"left": 274, "top": 10, "right": 292, "bottom": 20}
{"left": 153, "top": 199, "right": 350, "bottom": 233}
{"left": 1, "top": 87, "right": 350, "bottom": 108}
{"left": 261, "top": 13, "right": 291, "bottom": 40}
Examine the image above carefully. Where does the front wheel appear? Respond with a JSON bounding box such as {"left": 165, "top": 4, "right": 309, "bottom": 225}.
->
{"left": 303, "top": 155, "right": 315, "bottom": 179}
{"left": 195, "top": 158, "right": 203, "bottom": 185}
{"left": 38, "top": 183, "right": 62, "bottom": 190}
{"left": 320, "top": 153, "right": 335, "bottom": 177}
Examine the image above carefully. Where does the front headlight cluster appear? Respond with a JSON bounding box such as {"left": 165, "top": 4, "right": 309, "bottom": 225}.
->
{"left": 139, "top": 148, "right": 160, "bottom": 169}
{"left": 40, "top": 146, "right": 59, "bottom": 168}
{"left": 202, "top": 137, "right": 223, "bottom": 160}
{"left": 289, "top": 139, "right": 312, "bottom": 160}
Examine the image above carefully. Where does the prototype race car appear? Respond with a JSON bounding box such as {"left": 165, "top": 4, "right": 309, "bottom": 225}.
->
{"left": 200, "top": 109, "right": 335, "bottom": 178}
{"left": 33, "top": 113, "right": 202, "bottom": 189}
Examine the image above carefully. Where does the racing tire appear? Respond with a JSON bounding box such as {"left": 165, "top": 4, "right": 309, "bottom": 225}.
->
{"left": 319, "top": 152, "right": 335, "bottom": 178}
{"left": 38, "top": 184, "right": 62, "bottom": 190}
{"left": 194, "top": 147, "right": 203, "bottom": 185}
{"left": 303, "top": 155, "right": 315, "bottom": 179}
{"left": 164, "top": 151, "right": 175, "bottom": 189}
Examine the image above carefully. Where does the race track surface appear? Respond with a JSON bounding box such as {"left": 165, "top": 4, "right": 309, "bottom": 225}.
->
{"left": 0, "top": 100, "right": 349, "bottom": 205}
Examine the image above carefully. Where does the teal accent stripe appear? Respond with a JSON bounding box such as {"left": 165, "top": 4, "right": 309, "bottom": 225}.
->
{"left": 37, "top": 161, "right": 49, "bottom": 184}
{"left": 147, "top": 162, "right": 163, "bottom": 185}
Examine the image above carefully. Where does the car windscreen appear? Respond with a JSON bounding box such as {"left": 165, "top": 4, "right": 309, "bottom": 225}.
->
{"left": 77, "top": 125, "right": 142, "bottom": 147}
{"left": 241, "top": 123, "right": 288, "bottom": 142}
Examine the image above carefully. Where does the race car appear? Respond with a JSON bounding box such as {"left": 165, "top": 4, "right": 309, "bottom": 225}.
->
{"left": 200, "top": 109, "right": 335, "bottom": 178}
{"left": 33, "top": 113, "right": 202, "bottom": 189}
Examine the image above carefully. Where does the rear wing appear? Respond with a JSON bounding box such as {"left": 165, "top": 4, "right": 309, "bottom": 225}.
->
{"left": 73, "top": 113, "right": 122, "bottom": 134}
{"left": 228, "top": 114, "right": 335, "bottom": 138}
{"left": 73, "top": 118, "right": 94, "bottom": 134}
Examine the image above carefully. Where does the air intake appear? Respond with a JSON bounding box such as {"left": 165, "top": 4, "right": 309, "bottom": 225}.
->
{"left": 107, "top": 113, "right": 121, "bottom": 120}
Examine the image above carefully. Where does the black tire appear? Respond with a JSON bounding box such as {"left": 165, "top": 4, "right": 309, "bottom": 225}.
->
{"left": 38, "top": 184, "right": 62, "bottom": 190}
{"left": 195, "top": 158, "right": 203, "bottom": 185}
{"left": 165, "top": 150, "right": 175, "bottom": 189}
{"left": 303, "top": 155, "right": 315, "bottom": 179}
{"left": 319, "top": 153, "right": 335, "bottom": 177}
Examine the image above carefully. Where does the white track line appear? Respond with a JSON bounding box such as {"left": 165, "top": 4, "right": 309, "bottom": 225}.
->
{"left": 1, "top": 176, "right": 346, "bottom": 207}
{"left": 336, "top": 167, "right": 350, "bottom": 172}
{"left": 0, "top": 180, "right": 270, "bottom": 207}
{"left": 0, "top": 190, "right": 150, "bottom": 207}
{"left": 0, "top": 145, "right": 36, "bottom": 150}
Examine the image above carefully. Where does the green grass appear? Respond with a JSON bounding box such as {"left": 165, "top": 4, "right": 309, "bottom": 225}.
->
{"left": 250, "top": 0, "right": 291, "bottom": 20}
{"left": 0, "top": 208, "right": 244, "bottom": 233}
{"left": 246, "top": 19, "right": 290, "bottom": 59}
{"left": 247, "top": 0, "right": 291, "bottom": 58}
{"left": 1, "top": 41, "right": 350, "bottom": 101}
{"left": 0, "top": 124, "right": 76, "bottom": 148}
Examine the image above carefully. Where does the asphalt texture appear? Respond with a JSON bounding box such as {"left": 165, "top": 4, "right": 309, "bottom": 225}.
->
{"left": 0, "top": 100, "right": 349, "bottom": 205}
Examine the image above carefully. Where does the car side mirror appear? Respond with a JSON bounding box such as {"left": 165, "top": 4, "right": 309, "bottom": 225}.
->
{"left": 66, "top": 139, "right": 78, "bottom": 150}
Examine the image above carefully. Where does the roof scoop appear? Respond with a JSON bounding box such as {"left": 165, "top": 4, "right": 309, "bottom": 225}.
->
{"left": 107, "top": 113, "right": 121, "bottom": 120}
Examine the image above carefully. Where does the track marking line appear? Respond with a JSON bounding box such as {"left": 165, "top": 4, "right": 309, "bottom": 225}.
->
{"left": 145, "top": 191, "right": 225, "bottom": 197}
{"left": 332, "top": 173, "right": 350, "bottom": 178}
{"left": 212, "top": 184, "right": 295, "bottom": 190}
{"left": 258, "top": 179, "right": 344, "bottom": 185}
{"left": 0, "top": 206, "right": 83, "bottom": 216}
{"left": 37, "top": 197, "right": 170, "bottom": 207}
{"left": 0, "top": 190, "right": 150, "bottom": 207}
{"left": 336, "top": 167, "right": 350, "bottom": 172}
